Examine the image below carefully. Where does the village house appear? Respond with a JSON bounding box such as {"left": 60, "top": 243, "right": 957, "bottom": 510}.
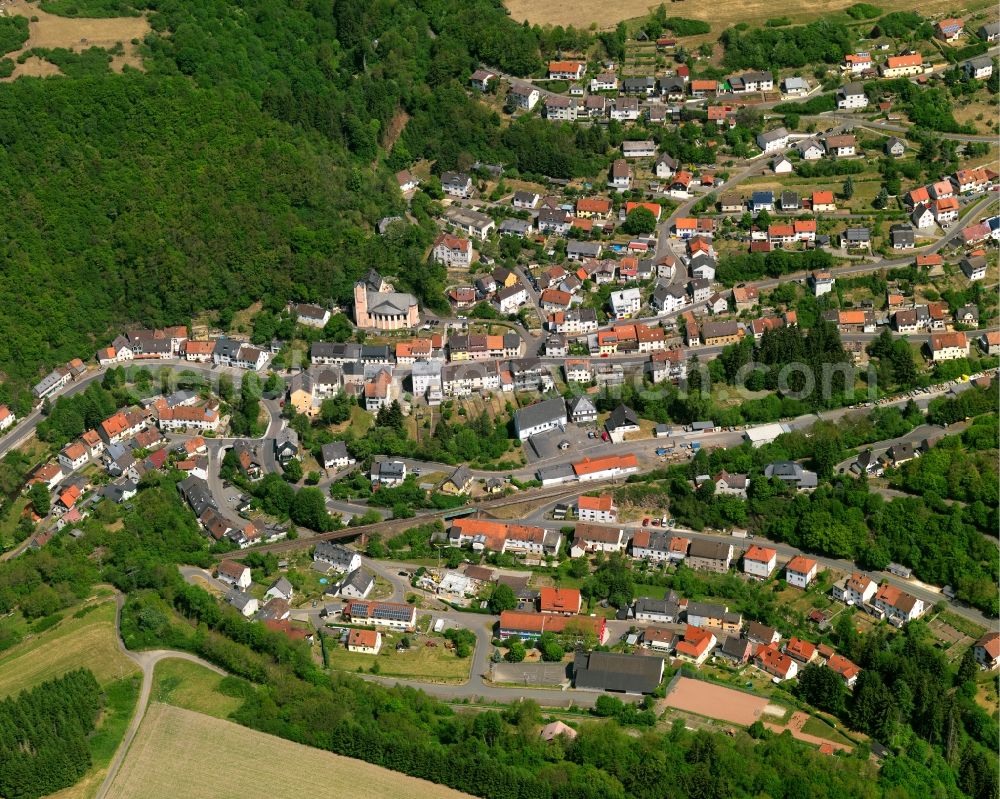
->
{"left": 872, "top": 584, "right": 924, "bottom": 625}
{"left": 508, "top": 83, "right": 540, "bottom": 110}
{"left": 755, "top": 127, "right": 789, "bottom": 154}
{"left": 785, "top": 555, "right": 818, "bottom": 588}
{"left": 441, "top": 171, "right": 473, "bottom": 198}
{"left": 756, "top": 643, "right": 798, "bottom": 681}
{"left": 935, "top": 17, "right": 963, "bottom": 41}
{"left": 836, "top": 82, "right": 867, "bottom": 108}
{"left": 344, "top": 600, "right": 417, "bottom": 632}
{"left": 832, "top": 572, "right": 877, "bottom": 606}
{"left": 674, "top": 625, "right": 717, "bottom": 665}
{"left": 743, "top": 545, "right": 777, "bottom": 580}
{"left": 217, "top": 560, "right": 251, "bottom": 590}
{"left": 539, "top": 587, "right": 582, "bottom": 615}
{"left": 576, "top": 494, "right": 617, "bottom": 524}
{"left": 929, "top": 331, "right": 968, "bottom": 361}
{"left": 432, "top": 234, "right": 473, "bottom": 268}
{"left": 881, "top": 54, "right": 923, "bottom": 78}
{"left": 686, "top": 540, "right": 733, "bottom": 573}
{"left": 347, "top": 628, "right": 382, "bottom": 654}
{"left": 974, "top": 632, "right": 1000, "bottom": 670}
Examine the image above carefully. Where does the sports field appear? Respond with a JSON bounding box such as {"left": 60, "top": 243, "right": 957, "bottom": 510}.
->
{"left": 663, "top": 676, "right": 771, "bottom": 726}
{"left": 0, "top": 598, "right": 138, "bottom": 698}
{"left": 104, "top": 703, "right": 473, "bottom": 799}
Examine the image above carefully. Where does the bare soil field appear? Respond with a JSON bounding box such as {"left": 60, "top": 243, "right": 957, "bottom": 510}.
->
{"left": 1, "top": 0, "right": 149, "bottom": 80}
{"left": 105, "top": 703, "right": 474, "bottom": 799}
{"left": 662, "top": 675, "right": 769, "bottom": 726}
{"left": 504, "top": 0, "right": 993, "bottom": 33}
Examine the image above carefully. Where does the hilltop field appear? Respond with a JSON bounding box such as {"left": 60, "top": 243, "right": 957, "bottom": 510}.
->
{"left": 503, "top": 0, "right": 993, "bottom": 31}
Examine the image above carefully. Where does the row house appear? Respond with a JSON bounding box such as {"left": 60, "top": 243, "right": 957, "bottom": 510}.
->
{"left": 953, "top": 167, "right": 995, "bottom": 194}
{"left": 448, "top": 333, "right": 521, "bottom": 362}
{"left": 548, "top": 307, "right": 599, "bottom": 336}
{"left": 630, "top": 531, "right": 689, "bottom": 563}
{"left": 157, "top": 403, "right": 221, "bottom": 432}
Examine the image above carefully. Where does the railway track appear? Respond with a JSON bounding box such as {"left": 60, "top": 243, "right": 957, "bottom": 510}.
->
{"left": 216, "top": 481, "right": 611, "bottom": 560}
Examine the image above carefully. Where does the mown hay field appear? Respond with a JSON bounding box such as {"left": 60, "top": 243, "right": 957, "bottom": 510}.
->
{"left": 105, "top": 703, "right": 474, "bottom": 799}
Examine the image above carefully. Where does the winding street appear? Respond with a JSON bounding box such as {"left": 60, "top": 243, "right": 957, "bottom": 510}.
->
{"left": 95, "top": 594, "right": 228, "bottom": 799}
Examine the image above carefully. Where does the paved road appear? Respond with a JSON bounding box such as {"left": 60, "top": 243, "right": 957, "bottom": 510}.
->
{"left": 95, "top": 593, "right": 229, "bottom": 799}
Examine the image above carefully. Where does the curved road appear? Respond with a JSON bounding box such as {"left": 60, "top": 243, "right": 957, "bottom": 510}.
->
{"left": 95, "top": 594, "right": 228, "bottom": 799}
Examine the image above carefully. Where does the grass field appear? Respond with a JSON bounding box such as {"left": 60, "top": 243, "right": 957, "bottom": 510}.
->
{"left": 326, "top": 634, "right": 473, "bottom": 684}
{"left": 3, "top": 3, "right": 150, "bottom": 80}
{"left": 0, "top": 597, "right": 138, "bottom": 698}
{"left": 801, "top": 715, "right": 855, "bottom": 746}
{"left": 105, "top": 703, "right": 473, "bottom": 799}
{"left": 153, "top": 658, "right": 244, "bottom": 719}
{"left": 503, "top": 0, "right": 994, "bottom": 33}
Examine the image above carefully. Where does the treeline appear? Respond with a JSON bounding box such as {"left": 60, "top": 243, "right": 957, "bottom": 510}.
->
{"left": 803, "top": 617, "right": 998, "bottom": 799}
{"left": 717, "top": 248, "right": 834, "bottom": 284}
{"left": 889, "top": 417, "right": 998, "bottom": 510}
{"left": 867, "top": 79, "right": 976, "bottom": 134}
{"left": 0, "top": 0, "right": 558, "bottom": 400}
{"left": 721, "top": 20, "right": 854, "bottom": 69}
{"left": 716, "top": 321, "right": 854, "bottom": 409}
{"left": 0, "top": 669, "right": 102, "bottom": 799}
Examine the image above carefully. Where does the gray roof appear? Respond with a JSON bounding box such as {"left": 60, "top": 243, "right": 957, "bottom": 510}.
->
{"left": 268, "top": 577, "right": 293, "bottom": 596}
{"left": 321, "top": 441, "right": 350, "bottom": 462}
{"left": 634, "top": 596, "right": 681, "bottom": 618}
{"left": 567, "top": 241, "right": 602, "bottom": 257}
{"left": 339, "top": 567, "right": 374, "bottom": 595}
{"left": 751, "top": 190, "right": 774, "bottom": 203}
{"left": 225, "top": 589, "right": 255, "bottom": 611}
{"left": 607, "top": 404, "right": 639, "bottom": 431}
{"left": 756, "top": 127, "right": 788, "bottom": 145}
{"left": 573, "top": 651, "right": 664, "bottom": 694}
{"left": 567, "top": 395, "right": 597, "bottom": 414}
{"left": 499, "top": 218, "right": 531, "bottom": 235}
{"left": 374, "top": 459, "right": 406, "bottom": 479}
{"left": 687, "top": 540, "right": 731, "bottom": 561}
{"left": 686, "top": 601, "right": 729, "bottom": 619}
{"left": 839, "top": 82, "right": 865, "bottom": 96}
{"left": 314, "top": 540, "right": 358, "bottom": 567}
{"left": 514, "top": 397, "right": 567, "bottom": 432}
{"left": 845, "top": 227, "right": 871, "bottom": 242}
{"left": 764, "top": 461, "right": 818, "bottom": 487}
{"left": 367, "top": 291, "right": 417, "bottom": 316}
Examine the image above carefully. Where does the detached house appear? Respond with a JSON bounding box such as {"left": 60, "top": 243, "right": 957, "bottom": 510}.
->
{"left": 785, "top": 555, "right": 818, "bottom": 588}
{"left": 836, "top": 82, "right": 867, "bottom": 109}
{"left": 441, "top": 171, "right": 473, "bottom": 198}
{"left": 872, "top": 584, "right": 924, "bottom": 625}
{"left": 508, "top": 83, "right": 540, "bottom": 111}
{"left": 576, "top": 494, "right": 617, "bottom": 523}
{"left": 432, "top": 234, "right": 473, "bottom": 268}
{"left": 929, "top": 331, "right": 968, "bottom": 361}
{"left": 755, "top": 127, "right": 789, "bottom": 154}
{"left": 743, "top": 545, "right": 777, "bottom": 579}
